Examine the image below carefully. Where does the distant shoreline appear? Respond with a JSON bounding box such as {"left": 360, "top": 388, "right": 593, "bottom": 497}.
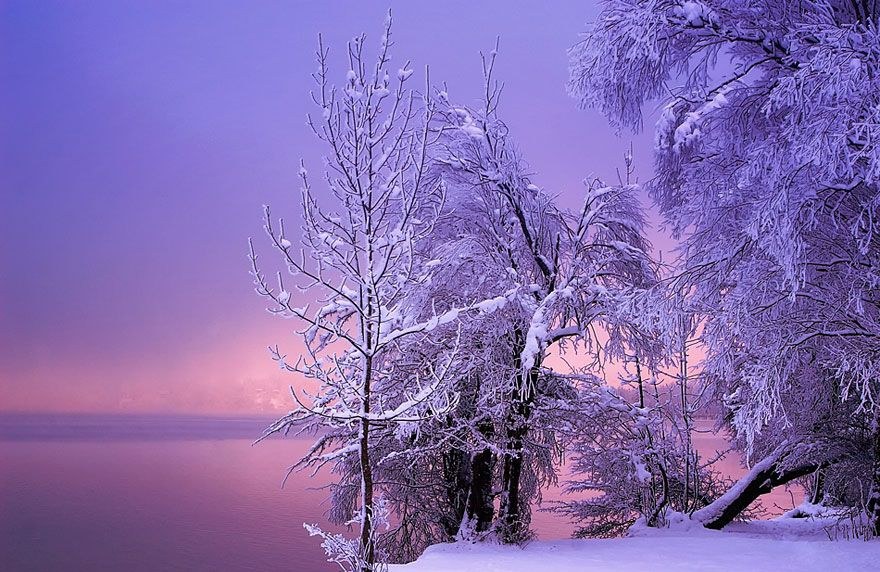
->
{"left": 0, "top": 412, "right": 281, "bottom": 441}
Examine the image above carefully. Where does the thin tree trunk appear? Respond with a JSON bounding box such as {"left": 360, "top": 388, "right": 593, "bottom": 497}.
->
{"left": 809, "top": 469, "right": 825, "bottom": 506}
{"left": 678, "top": 328, "right": 695, "bottom": 514}
{"left": 634, "top": 355, "right": 669, "bottom": 527}
{"left": 360, "top": 357, "right": 375, "bottom": 572}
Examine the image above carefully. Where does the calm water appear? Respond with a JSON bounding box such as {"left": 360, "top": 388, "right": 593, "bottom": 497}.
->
{"left": 0, "top": 415, "right": 800, "bottom": 571}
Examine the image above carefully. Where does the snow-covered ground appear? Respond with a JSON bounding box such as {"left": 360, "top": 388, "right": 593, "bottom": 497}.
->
{"left": 392, "top": 519, "right": 880, "bottom": 572}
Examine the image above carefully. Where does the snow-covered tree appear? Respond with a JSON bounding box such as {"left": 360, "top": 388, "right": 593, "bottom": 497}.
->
{"left": 378, "top": 48, "right": 660, "bottom": 545}
{"left": 250, "top": 18, "right": 467, "bottom": 570}
{"left": 570, "top": 0, "right": 880, "bottom": 532}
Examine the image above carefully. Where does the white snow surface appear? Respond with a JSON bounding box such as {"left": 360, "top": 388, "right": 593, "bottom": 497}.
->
{"left": 393, "top": 521, "right": 880, "bottom": 572}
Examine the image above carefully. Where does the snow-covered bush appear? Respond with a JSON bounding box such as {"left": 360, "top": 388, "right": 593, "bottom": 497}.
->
{"left": 554, "top": 348, "right": 729, "bottom": 537}
{"left": 304, "top": 499, "right": 391, "bottom": 572}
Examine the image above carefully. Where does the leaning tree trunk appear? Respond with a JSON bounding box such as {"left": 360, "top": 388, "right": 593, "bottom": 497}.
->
{"left": 692, "top": 445, "right": 821, "bottom": 530}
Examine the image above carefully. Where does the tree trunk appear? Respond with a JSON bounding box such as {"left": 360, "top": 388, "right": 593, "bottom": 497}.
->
{"left": 466, "top": 418, "right": 496, "bottom": 533}
{"left": 442, "top": 446, "right": 471, "bottom": 538}
{"left": 444, "top": 371, "right": 494, "bottom": 539}
{"left": 360, "top": 357, "right": 375, "bottom": 572}
{"left": 498, "top": 364, "right": 537, "bottom": 543}
{"left": 867, "top": 415, "right": 880, "bottom": 537}
{"left": 499, "top": 423, "right": 526, "bottom": 542}
{"left": 693, "top": 446, "right": 820, "bottom": 530}
{"left": 809, "top": 469, "right": 825, "bottom": 506}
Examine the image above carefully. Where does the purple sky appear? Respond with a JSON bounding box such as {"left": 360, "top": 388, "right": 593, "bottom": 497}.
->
{"left": 0, "top": 1, "right": 663, "bottom": 413}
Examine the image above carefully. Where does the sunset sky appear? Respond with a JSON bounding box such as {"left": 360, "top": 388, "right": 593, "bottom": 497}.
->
{"left": 0, "top": 1, "right": 665, "bottom": 414}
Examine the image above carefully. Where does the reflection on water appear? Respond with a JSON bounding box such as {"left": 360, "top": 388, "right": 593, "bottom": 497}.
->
{"left": 0, "top": 416, "right": 801, "bottom": 571}
{"left": 1, "top": 439, "right": 345, "bottom": 571}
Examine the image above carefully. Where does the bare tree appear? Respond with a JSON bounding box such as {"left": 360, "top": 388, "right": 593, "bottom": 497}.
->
{"left": 249, "top": 16, "right": 466, "bottom": 571}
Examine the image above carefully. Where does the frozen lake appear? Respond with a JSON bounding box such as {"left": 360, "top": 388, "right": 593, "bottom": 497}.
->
{"left": 0, "top": 415, "right": 800, "bottom": 571}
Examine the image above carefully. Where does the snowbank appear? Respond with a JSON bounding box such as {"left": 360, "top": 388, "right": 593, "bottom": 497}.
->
{"left": 392, "top": 520, "right": 879, "bottom": 572}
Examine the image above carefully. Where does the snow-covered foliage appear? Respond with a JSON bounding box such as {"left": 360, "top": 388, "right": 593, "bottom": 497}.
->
{"left": 249, "top": 3, "right": 880, "bottom": 566}
{"left": 265, "top": 43, "right": 662, "bottom": 561}
{"left": 556, "top": 358, "right": 728, "bottom": 537}
{"left": 570, "top": 0, "right": 880, "bottom": 533}
{"left": 367, "top": 46, "right": 661, "bottom": 549}
{"left": 305, "top": 501, "right": 391, "bottom": 572}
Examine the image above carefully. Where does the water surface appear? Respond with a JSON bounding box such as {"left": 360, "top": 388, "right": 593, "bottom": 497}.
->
{"left": 0, "top": 415, "right": 799, "bottom": 571}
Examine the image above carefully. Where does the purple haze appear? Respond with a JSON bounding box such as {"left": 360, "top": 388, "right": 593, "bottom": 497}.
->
{"left": 0, "top": 0, "right": 663, "bottom": 414}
